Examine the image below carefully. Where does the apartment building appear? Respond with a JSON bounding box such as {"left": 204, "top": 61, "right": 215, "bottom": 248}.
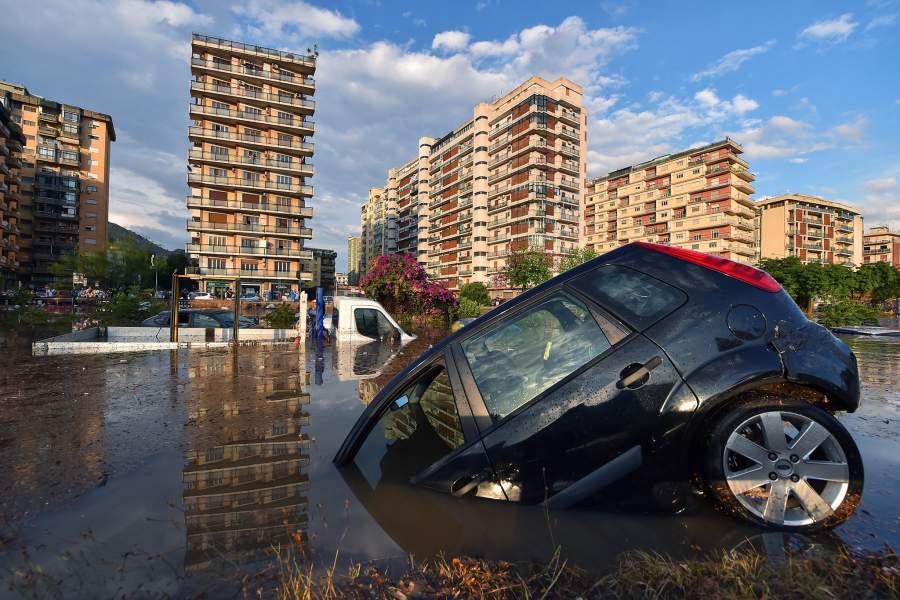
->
{"left": 359, "top": 186, "right": 397, "bottom": 277}
{"left": 584, "top": 139, "right": 757, "bottom": 263}
{"left": 376, "top": 76, "right": 587, "bottom": 295}
{"left": 187, "top": 34, "right": 316, "bottom": 297}
{"left": 346, "top": 234, "right": 362, "bottom": 285}
{"left": 863, "top": 226, "right": 900, "bottom": 268}
{"left": 0, "top": 81, "right": 115, "bottom": 286}
{"left": 0, "top": 100, "right": 27, "bottom": 289}
{"left": 299, "top": 246, "right": 336, "bottom": 294}
{"left": 757, "top": 194, "right": 863, "bottom": 266}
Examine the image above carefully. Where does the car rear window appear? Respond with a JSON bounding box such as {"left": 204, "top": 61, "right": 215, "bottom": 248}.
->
{"left": 569, "top": 264, "right": 686, "bottom": 331}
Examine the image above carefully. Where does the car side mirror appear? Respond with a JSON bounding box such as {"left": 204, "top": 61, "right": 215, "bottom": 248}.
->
{"left": 390, "top": 395, "right": 409, "bottom": 411}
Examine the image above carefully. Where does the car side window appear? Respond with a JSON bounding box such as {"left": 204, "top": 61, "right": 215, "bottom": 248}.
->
{"left": 192, "top": 313, "right": 220, "bottom": 328}
{"left": 569, "top": 265, "right": 686, "bottom": 330}
{"left": 460, "top": 292, "right": 611, "bottom": 421}
{"left": 354, "top": 363, "right": 466, "bottom": 484}
{"left": 355, "top": 308, "right": 398, "bottom": 340}
{"left": 153, "top": 313, "right": 170, "bottom": 326}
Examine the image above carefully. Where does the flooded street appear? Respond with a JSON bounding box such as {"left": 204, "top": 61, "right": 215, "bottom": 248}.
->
{"left": 0, "top": 328, "right": 898, "bottom": 597}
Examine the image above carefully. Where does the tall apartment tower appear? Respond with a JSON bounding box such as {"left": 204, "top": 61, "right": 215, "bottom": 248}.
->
{"left": 0, "top": 81, "right": 115, "bottom": 286}
{"left": 584, "top": 139, "right": 756, "bottom": 263}
{"left": 0, "top": 100, "right": 26, "bottom": 290}
{"left": 863, "top": 226, "right": 900, "bottom": 268}
{"left": 346, "top": 235, "right": 362, "bottom": 285}
{"left": 187, "top": 34, "right": 316, "bottom": 297}
{"left": 378, "top": 76, "right": 587, "bottom": 296}
{"left": 757, "top": 194, "right": 863, "bottom": 266}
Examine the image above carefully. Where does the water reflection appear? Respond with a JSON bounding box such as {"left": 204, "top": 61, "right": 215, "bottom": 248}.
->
{"left": 181, "top": 350, "right": 311, "bottom": 571}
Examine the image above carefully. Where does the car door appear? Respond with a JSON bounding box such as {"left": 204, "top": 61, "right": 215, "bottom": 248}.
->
{"left": 450, "top": 285, "right": 685, "bottom": 507}
{"left": 341, "top": 351, "right": 502, "bottom": 500}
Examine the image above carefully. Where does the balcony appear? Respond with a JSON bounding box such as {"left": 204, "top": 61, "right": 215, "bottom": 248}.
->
{"left": 197, "top": 267, "right": 311, "bottom": 280}
{"left": 836, "top": 224, "right": 854, "bottom": 233}
{"left": 187, "top": 173, "right": 313, "bottom": 196}
{"left": 187, "top": 220, "right": 313, "bottom": 237}
{"left": 188, "top": 149, "right": 314, "bottom": 176}
{"left": 186, "top": 243, "right": 313, "bottom": 259}
{"left": 38, "top": 112, "right": 58, "bottom": 123}
{"left": 190, "top": 81, "right": 315, "bottom": 113}
{"left": 186, "top": 196, "right": 313, "bottom": 218}
{"left": 192, "top": 34, "right": 316, "bottom": 70}
{"left": 189, "top": 104, "right": 314, "bottom": 135}
{"left": 39, "top": 125, "right": 59, "bottom": 137}
{"left": 188, "top": 127, "right": 314, "bottom": 154}
{"left": 190, "top": 58, "right": 315, "bottom": 94}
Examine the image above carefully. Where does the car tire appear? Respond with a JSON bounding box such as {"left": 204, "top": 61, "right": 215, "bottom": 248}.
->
{"left": 702, "top": 398, "right": 863, "bottom": 530}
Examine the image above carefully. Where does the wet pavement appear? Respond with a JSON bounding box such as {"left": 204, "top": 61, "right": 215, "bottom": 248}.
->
{"left": 0, "top": 325, "right": 898, "bottom": 597}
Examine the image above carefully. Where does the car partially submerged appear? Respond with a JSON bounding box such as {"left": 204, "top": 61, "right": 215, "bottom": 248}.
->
{"left": 141, "top": 309, "right": 258, "bottom": 329}
{"left": 334, "top": 242, "right": 863, "bottom": 530}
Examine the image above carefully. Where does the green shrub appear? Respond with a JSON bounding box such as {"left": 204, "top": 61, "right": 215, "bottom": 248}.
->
{"left": 266, "top": 303, "right": 298, "bottom": 329}
{"left": 459, "top": 282, "right": 490, "bottom": 306}
{"left": 815, "top": 299, "right": 880, "bottom": 329}
{"left": 96, "top": 287, "right": 164, "bottom": 326}
{"left": 455, "top": 298, "right": 483, "bottom": 319}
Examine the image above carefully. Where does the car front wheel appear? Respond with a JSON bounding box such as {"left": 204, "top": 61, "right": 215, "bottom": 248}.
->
{"left": 703, "top": 399, "right": 863, "bottom": 530}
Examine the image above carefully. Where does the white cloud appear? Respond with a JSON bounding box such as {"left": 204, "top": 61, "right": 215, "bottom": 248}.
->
{"left": 831, "top": 116, "right": 867, "bottom": 142}
{"left": 694, "top": 89, "right": 759, "bottom": 115}
{"left": 862, "top": 176, "right": 900, "bottom": 230}
{"left": 469, "top": 37, "right": 519, "bottom": 57}
{"left": 865, "top": 14, "right": 897, "bottom": 31}
{"left": 788, "top": 158, "right": 808, "bottom": 164}
{"left": 798, "top": 13, "right": 858, "bottom": 43}
{"left": 691, "top": 40, "right": 775, "bottom": 81}
{"left": 865, "top": 176, "right": 898, "bottom": 192}
{"left": 431, "top": 30, "right": 471, "bottom": 52}
{"left": 233, "top": 0, "right": 360, "bottom": 41}
{"left": 769, "top": 115, "right": 812, "bottom": 134}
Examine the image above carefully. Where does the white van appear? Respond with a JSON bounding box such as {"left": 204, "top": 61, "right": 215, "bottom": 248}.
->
{"left": 327, "top": 297, "right": 416, "bottom": 343}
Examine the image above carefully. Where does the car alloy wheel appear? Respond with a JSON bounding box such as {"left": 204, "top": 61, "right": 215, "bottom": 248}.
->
{"left": 723, "top": 410, "right": 851, "bottom": 527}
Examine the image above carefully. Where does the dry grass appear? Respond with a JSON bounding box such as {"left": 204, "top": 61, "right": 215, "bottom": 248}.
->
{"left": 271, "top": 546, "right": 899, "bottom": 600}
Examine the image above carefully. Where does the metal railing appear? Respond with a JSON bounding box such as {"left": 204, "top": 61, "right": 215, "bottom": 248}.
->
{"left": 186, "top": 243, "right": 312, "bottom": 259}
{"left": 186, "top": 196, "right": 313, "bottom": 217}
{"left": 192, "top": 34, "right": 316, "bottom": 67}
{"left": 190, "top": 103, "right": 314, "bottom": 130}
{"left": 188, "top": 127, "right": 314, "bottom": 152}
{"left": 190, "top": 81, "right": 315, "bottom": 110}
{"left": 187, "top": 173, "right": 313, "bottom": 195}
{"left": 187, "top": 220, "right": 313, "bottom": 237}
{"left": 188, "top": 149, "right": 314, "bottom": 175}
{"left": 191, "top": 58, "right": 315, "bottom": 88}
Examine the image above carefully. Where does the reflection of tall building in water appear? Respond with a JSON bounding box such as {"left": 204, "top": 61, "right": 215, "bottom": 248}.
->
{"left": 181, "top": 350, "right": 311, "bottom": 571}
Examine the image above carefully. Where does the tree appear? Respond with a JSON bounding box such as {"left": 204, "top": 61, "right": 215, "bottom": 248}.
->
{"left": 500, "top": 247, "right": 553, "bottom": 291}
{"left": 360, "top": 254, "right": 457, "bottom": 317}
{"left": 455, "top": 298, "right": 483, "bottom": 319}
{"left": 559, "top": 247, "right": 598, "bottom": 273}
{"left": 459, "top": 282, "right": 490, "bottom": 306}
{"left": 758, "top": 257, "right": 825, "bottom": 313}
{"left": 855, "top": 262, "right": 900, "bottom": 304}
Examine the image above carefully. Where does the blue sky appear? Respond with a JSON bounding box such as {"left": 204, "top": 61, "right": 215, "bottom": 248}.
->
{"left": 1, "top": 0, "right": 898, "bottom": 272}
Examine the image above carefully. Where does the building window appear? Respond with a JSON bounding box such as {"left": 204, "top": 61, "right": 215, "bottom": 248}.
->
{"left": 86, "top": 212, "right": 97, "bottom": 219}
{"left": 84, "top": 238, "right": 97, "bottom": 245}
{"left": 86, "top": 185, "right": 98, "bottom": 193}
{"left": 84, "top": 225, "right": 96, "bottom": 232}
{"left": 63, "top": 111, "right": 79, "bottom": 122}
{"left": 85, "top": 199, "right": 97, "bottom": 205}
{"left": 208, "top": 258, "right": 226, "bottom": 269}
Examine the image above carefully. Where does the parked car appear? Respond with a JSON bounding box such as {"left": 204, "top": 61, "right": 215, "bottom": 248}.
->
{"left": 240, "top": 293, "right": 262, "bottom": 302}
{"left": 141, "top": 309, "right": 258, "bottom": 328}
{"left": 327, "top": 296, "right": 415, "bottom": 343}
{"left": 189, "top": 291, "right": 214, "bottom": 300}
{"left": 335, "top": 242, "right": 863, "bottom": 530}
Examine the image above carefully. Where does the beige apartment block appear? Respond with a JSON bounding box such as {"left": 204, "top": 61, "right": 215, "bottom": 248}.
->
{"left": 863, "top": 226, "right": 900, "bottom": 268}
{"left": 0, "top": 99, "right": 27, "bottom": 289}
{"left": 187, "top": 34, "right": 316, "bottom": 297}
{"left": 0, "top": 81, "right": 115, "bottom": 286}
{"left": 359, "top": 186, "right": 396, "bottom": 277}
{"left": 585, "top": 139, "right": 757, "bottom": 263}
{"left": 757, "top": 194, "right": 863, "bottom": 266}
{"left": 376, "top": 76, "right": 587, "bottom": 295}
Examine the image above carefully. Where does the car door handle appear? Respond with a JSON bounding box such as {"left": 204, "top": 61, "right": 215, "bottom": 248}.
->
{"left": 617, "top": 356, "right": 663, "bottom": 389}
{"left": 450, "top": 474, "right": 482, "bottom": 497}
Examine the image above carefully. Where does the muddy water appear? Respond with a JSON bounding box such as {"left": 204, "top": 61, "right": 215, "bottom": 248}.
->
{"left": 0, "top": 329, "right": 898, "bottom": 597}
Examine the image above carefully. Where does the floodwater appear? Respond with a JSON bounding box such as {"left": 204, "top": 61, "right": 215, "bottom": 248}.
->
{"left": 0, "top": 325, "right": 898, "bottom": 598}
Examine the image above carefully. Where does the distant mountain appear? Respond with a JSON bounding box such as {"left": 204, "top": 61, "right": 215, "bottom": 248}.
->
{"left": 108, "top": 222, "right": 175, "bottom": 256}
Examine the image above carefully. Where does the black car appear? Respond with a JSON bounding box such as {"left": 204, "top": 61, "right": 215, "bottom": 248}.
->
{"left": 141, "top": 309, "right": 258, "bottom": 329}
{"left": 335, "top": 242, "right": 863, "bottom": 530}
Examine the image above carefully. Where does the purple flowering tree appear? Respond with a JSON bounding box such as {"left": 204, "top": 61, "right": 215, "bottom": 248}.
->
{"left": 359, "top": 254, "right": 458, "bottom": 318}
